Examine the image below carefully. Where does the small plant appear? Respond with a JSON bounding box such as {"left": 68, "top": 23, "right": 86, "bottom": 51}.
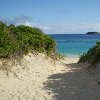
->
{"left": 56, "top": 53, "right": 66, "bottom": 60}
{"left": 79, "top": 41, "right": 100, "bottom": 68}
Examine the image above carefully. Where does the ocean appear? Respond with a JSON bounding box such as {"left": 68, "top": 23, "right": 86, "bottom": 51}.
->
{"left": 50, "top": 34, "right": 100, "bottom": 57}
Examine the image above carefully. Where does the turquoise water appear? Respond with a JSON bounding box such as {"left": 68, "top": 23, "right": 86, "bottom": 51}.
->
{"left": 50, "top": 34, "right": 100, "bottom": 57}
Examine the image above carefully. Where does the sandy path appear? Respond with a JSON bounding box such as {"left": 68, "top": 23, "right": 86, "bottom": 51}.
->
{"left": 44, "top": 58, "right": 100, "bottom": 100}
{"left": 0, "top": 54, "right": 100, "bottom": 100}
{"left": 0, "top": 53, "right": 69, "bottom": 100}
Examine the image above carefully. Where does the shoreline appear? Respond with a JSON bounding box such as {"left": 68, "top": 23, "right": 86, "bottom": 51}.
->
{"left": 66, "top": 54, "right": 80, "bottom": 58}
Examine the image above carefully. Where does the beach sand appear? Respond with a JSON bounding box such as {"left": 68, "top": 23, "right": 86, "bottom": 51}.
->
{"left": 0, "top": 53, "right": 100, "bottom": 100}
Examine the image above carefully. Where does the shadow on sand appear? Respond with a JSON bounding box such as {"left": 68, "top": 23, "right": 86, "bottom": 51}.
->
{"left": 44, "top": 63, "right": 100, "bottom": 100}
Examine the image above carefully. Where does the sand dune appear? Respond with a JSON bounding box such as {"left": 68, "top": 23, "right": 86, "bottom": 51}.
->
{"left": 0, "top": 53, "right": 100, "bottom": 100}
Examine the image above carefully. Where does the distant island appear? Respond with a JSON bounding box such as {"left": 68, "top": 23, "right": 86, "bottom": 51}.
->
{"left": 86, "top": 32, "right": 100, "bottom": 35}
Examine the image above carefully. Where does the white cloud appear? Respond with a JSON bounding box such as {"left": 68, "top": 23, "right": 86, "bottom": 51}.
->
{"left": 39, "top": 23, "right": 100, "bottom": 34}
{"left": 36, "top": 25, "right": 50, "bottom": 30}
{"left": 0, "top": 16, "right": 33, "bottom": 27}
{"left": 1, "top": 16, "right": 100, "bottom": 34}
{"left": 18, "top": 21, "right": 33, "bottom": 27}
{"left": 94, "top": 23, "right": 100, "bottom": 31}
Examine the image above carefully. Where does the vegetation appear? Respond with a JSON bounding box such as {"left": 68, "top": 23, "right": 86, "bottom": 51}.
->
{"left": 0, "top": 21, "right": 56, "bottom": 59}
{"left": 56, "top": 53, "right": 66, "bottom": 60}
{"left": 79, "top": 41, "right": 100, "bottom": 68}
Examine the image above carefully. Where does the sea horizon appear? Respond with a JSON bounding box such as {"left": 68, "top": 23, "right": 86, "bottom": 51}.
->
{"left": 50, "top": 34, "right": 100, "bottom": 57}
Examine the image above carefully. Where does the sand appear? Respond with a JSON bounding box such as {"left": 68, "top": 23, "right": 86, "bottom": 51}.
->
{"left": 0, "top": 53, "right": 100, "bottom": 100}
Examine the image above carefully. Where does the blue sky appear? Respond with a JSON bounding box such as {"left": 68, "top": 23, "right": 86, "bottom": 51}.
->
{"left": 0, "top": 0, "right": 100, "bottom": 34}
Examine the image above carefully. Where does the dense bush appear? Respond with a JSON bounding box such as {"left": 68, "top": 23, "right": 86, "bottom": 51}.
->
{"left": 79, "top": 41, "right": 100, "bottom": 67}
{"left": 0, "top": 22, "right": 56, "bottom": 58}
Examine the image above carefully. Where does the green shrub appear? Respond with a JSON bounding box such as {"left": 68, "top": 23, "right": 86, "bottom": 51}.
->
{"left": 0, "top": 29, "right": 18, "bottom": 58}
{"left": 79, "top": 41, "right": 100, "bottom": 67}
{"left": 0, "top": 22, "right": 56, "bottom": 58}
